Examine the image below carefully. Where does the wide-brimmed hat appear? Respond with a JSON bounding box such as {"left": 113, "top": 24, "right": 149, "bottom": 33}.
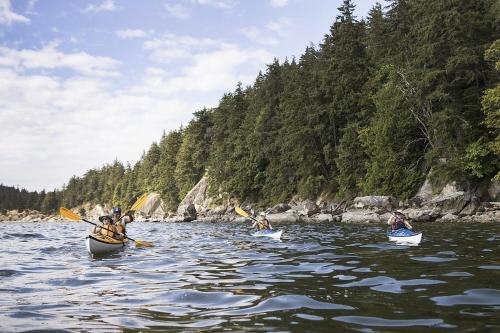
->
{"left": 98, "top": 215, "right": 113, "bottom": 222}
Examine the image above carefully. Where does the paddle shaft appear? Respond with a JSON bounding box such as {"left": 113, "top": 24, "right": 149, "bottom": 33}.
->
{"left": 82, "top": 218, "right": 137, "bottom": 243}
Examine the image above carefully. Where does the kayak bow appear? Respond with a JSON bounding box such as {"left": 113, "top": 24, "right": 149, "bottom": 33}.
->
{"left": 86, "top": 234, "right": 128, "bottom": 255}
{"left": 387, "top": 228, "right": 422, "bottom": 244}
{"left": 252, "top": 229, "right": 283, "bottom": 240}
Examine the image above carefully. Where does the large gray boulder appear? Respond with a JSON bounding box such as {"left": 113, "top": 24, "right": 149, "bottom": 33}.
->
{"left": 341, "top": 210, "right": 386, "bottom": 223}
{"left": 487, "top": 181, "right": 500, "bottom": 201}
{"left": 138, "top": 193, "right": 163, "bottom": 218}
{"left": 87, "top": 204, "right": 107, "bottom": 220}
{"left": 177, "top": 176, "right": 212, "bottom": 215}
{"left": 177, "top": 203, "right": 197, "bottom": 222}
{"left": 309, "top": 214, "right": 335, "bottom": 223}
{"left": 402, "top": 208, "right": 438, "bottom": 222}
{"left": 423, "top": 191, "right": 474, "bottom": 215}
{"left": 267, "top": 212, "right": 301, "bottom": 223}
{"left": 353, "top": 196, "right": 398, "bottom": 210}
{"left": 415, "top": 177, "right": 433, "bottom": 201}
{"left": 268, "top": 203, "right": 291, "bottom": 214}
{"left": 289, "top": 198, "right": 319, "bottom": 216}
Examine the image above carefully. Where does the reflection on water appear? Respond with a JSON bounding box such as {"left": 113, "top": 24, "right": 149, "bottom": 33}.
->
{"left": 0, "top": 221, "right": 499, "bottom": 332}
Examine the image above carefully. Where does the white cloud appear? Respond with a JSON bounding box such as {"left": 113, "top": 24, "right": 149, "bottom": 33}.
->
{"left": 0, "top": 66, "right": 193, "bottom": 191}
{"left": 165, "top": 3, "right": 190, "bottom": 19}
{"left": 0, "top": 39, "right": 273, "bottom": 190}
{"left": 0, "top": 42, "right": 120, "bottom": 77}
{"left": 267, "top": 18, "right": 292, "bottom": 35}
{"left": 134, "top": 44, "right": 272, "bottom": 97}
{"left": 240, "top": 18, "right": 292, "bottom": 45}
{"left": 190, "top": 0, "right": 236, "bottom": 9}
{"left": 84, "top": 0, "right": 117, "bottom": 13}
{"left": 270, "top": 0, "right": 289, "bottom": 8}
{"left": 143, "top": 34, "right": 219, "bottom": 63}
{"left": 116, "top": 29, "right": 148, "bottom": 39}
{"left": 0, "top": 0, "right": 30, "bottom": 25}
{"left": 239, "top": 26, "right": 278, "bottom": 45}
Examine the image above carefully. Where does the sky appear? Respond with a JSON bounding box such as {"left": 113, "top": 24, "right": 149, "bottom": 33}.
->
{"left": 0, "top": 0, "right": 379, "bottom": 191}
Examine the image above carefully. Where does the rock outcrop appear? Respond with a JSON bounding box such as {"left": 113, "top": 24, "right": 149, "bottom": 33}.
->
{"left": 353, "top": 196, "right": 398, "bottom": 210}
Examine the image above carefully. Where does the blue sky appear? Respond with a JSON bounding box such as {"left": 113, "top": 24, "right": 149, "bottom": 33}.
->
{"left": 0, "top": 0, "right": 379, "bottom": 191}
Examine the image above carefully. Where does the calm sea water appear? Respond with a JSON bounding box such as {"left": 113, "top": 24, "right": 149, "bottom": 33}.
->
{"left": 0, "top": 221, "right": 499, "bottom": 332}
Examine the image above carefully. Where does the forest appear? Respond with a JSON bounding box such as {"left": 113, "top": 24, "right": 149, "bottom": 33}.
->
{"left": 1, "top": 0, "right": 498, "bottom": 214}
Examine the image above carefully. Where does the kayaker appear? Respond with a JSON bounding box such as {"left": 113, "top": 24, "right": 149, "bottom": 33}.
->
{"left": 252, "top": 212, "right": 272, "bottom": 231}
{"left": 387, "top": 211, "right": 413, "bottom": 231}
{"left": 111, "top": 207, "right": 134, "bottom": 239}
{"left": 94, "top": 215, "right": 119, "bottom": 238}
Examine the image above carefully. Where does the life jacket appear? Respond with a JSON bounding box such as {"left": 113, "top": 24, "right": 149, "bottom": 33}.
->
{"left": 100, "top": 223, "right": 116, "bottom": 237}
{"left": 116, "top": 223, "right": 125, "bottom": 235}
{"left": 391, "top": 216, "right": 406, "bottom": 230}
{"left": 257, "top": 219, "right": 270, "bottom": 230}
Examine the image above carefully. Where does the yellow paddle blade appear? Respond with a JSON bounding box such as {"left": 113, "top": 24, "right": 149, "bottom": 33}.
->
{"left": 59, "top": 207, "right": 81, "bottom": 221}
{"left": 131, "top": 193, "right": 148, "bottom": 211}
{"left": 134, "top": 239, "right": 154, "bottom": 247}
{"left": 235, "top": 207, "right": 250, "bottom": 218}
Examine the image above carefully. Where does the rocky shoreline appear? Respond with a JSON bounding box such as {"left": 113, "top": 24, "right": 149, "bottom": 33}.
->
{"left": 1, "top": 177, "right": 499, "bottom": 224}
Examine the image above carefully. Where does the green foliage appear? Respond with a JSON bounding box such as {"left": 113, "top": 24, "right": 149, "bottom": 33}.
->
{"left": 335, "top": 123, "right": 366, "bottom": 198}
{"left": 175, "top": 109, "right": 212, "bottom": 199}
{"left": 361, "top": 66, "right": 426, "bottom": 199}
{"left": 463, "top": 137, "right": 498, "bottom": 179}
{"left": 158, "top": 130, "right": 183, "bottom": 211}
{"left": 481, "top": 39, "right": 500, "bottom": 179}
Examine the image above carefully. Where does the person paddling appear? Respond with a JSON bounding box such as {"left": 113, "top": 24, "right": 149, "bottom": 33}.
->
{"left": 94, "top": 215, "right": 119, "bottom": 238}
{"left": 111, "top": 207, "right": 134, "bottom": 239}
{"left": 387, "top": 211, "right": 413, "bottom": 231}
{"left": 252, "top": 212, "right": 272, "bottom": 231}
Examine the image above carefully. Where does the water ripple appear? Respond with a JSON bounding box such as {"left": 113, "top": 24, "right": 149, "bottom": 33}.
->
{"left": 0, "top": 221, "right": 498, "bottom": 332}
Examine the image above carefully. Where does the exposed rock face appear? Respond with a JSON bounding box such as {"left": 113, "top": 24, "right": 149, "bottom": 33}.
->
{"left": 402, "top": 208, "right": 437, "bottom": 222}
{"left": 422, "top": 191, "right": 474, "bottom": 215}
{"left": 436, "top": 213, "right": 458, "bottom": 222}
{"left": 289, "top": 198, "right": 319, "bottom": 216}
{"left": 267, "top": 212, "right": 301, "bottom": 223}
{"left": 86, "top": 204, "right": 107, "bottom": 220}
{"left": 488, "top": 181, "right": 500, "bottom": 201}
{"left": 177, "top": 203, "right": 197, "bottom": 222}
{"left": 268, "top": 203, "right": 291, "bottom": 214}
{"left": 415, "top": 177, "right": 433, "bottom": 201}
{"left": 309, "top": 213, "right": 334, "bottom": 223}
{"left": 341, "top": 210, "right": 391, "bottom": 223}
{"left": 138, "top": 193, "right": 163, "bottom": 218}
{"left": 353, "top": 196, "right": 398, "bottom": 210}
{"left": 177, "top": 176, "right": 211, "bottom": 215}
{"left": 206, "top": 205, "right": 227, "bottom": 216}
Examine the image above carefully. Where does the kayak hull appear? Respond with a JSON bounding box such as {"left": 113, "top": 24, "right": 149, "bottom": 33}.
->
{"left": 253, "top": 229, "right": 283, "bottom": 240}
{"left": 86, "top": 234, "right": 128, "bottom": 255}
{"left": 387, "top": 229, "right": 422, "bottom": 244}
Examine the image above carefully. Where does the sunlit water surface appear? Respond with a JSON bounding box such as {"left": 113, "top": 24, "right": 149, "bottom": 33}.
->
{"left": 0, "top": 221, "right": 499, "bottom": 332}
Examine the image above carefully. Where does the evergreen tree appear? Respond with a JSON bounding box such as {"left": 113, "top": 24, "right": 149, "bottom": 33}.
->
{"left": 175, "top": 109, "right": 212, "bottom": 199}
{"left": 158, "top": 129, "right": 183, "bottom": 211}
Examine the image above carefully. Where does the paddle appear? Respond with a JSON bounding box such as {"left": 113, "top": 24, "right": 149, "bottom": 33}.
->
{"left": 235, "top": 207, "right": 258, "bottom": 222}
{"left": 116, "top": 193, "right": 148, "bottom": 221}
{"left": 59, "top": 196, "right": 153, "bottom": 247}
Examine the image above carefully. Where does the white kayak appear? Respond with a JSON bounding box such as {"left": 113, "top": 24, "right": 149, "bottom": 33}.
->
{"left": 252, "top": 229, "right": 283, "bottom": 240}
{"left": 387, "top": 229, "right": 422, "bottom": 244}
{"left": 86, "top": 234, "right": 128, "bottom": 255}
